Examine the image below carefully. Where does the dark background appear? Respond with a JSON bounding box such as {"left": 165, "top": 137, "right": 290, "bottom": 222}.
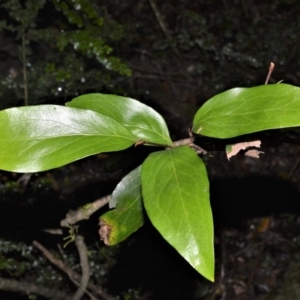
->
{"left": 0, "top": 1, "right": 300, "bottom": 299}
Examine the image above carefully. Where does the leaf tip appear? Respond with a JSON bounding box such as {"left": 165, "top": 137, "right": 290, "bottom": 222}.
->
{"left": 201, "top": 265, "right": 215, "bottom": 282}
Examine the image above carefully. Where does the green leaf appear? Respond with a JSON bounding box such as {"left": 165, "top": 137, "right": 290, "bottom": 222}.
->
{"left": 66, "top": 93, "right": 172, "bottom": 146}
{"left": 192, "top": 83, "right": 300, "bottom": 138}
{"left": 0, "top": 105, "right": 136, "bottom": 172}
{"left": 99, "top": 166, "right": 144, "bottom": 245}
{"left": 141, "top": 146, "right": 214, "bottom": 281}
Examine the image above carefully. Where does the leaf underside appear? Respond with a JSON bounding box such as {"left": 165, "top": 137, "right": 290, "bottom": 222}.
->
{"left": 141, "top": 146, "right": 214, "bottom": 281}
{"left": 0, "top": 105, "right": 136, "bottom": 172}
{"left": 100, "top": 166, "right": 144, "bottom": 245}
{"left": 193, "top": 83, "right": 300, "bottom": 138}
{"left": 66, "top": 93, "right": 172, "bottom": 146}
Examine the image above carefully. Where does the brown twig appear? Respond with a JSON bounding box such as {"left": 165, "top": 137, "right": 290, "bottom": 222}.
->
{"left": 148, "top": 0, "right": 170, "bottom": 39}
{"left": 172, "top": 132, "right": 208, "bottom": 154}
{"left": 60, "top": 195, "right": 111, "bottom": 227}
{"left": 172, "top": 137, "right": 194, "bottom": 147}
{"left": 33, "top": 240, "right": 116, "bottom": 300}
{"left": 147, "top": 0, "right": 180, "bottom": 63}
{"left": 72, "top": 235, "right": 92, "bottom": 300}
{"left": 264, "top": 62, "right": 275, "bottom": 85}
{"left": 17, "top": 172, "right": 33, "bottom": 187}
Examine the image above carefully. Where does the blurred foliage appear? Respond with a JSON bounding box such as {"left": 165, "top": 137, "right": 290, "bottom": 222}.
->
{"left": 0, "top": 238, "right": 118, "bottom": 289}
{"left": 275, "top": 253, "right": 300, "bottom": 300}
{"left": 0, "top": 0, "right": 300, "bottom": 110}
{"left": 0, "top": 238, "right": 63, "bottom": 285}
{"left": 81, "top": 0, "right": 300, "bottom": 134}
{"left": 0, "top": 172, "right": 52, "bottom": 203}
{"left": 0, "top": 0, "right": 132, "bottom": 108}
{"left": 122, "top": 288, "right": 142, "bottom": 300}
{"left": 145, "top": 0, "right": 300, "bottom": 90}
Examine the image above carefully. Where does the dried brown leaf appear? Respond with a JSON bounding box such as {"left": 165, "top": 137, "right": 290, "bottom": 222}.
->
{"left": 226, "top": 140, "right": 261, "bottom": 160}
{"left": 245, "top": 149, "right": 264, "bottom": 158}
{"left": 99, "top": 219, "right": 112, "bottom": 245}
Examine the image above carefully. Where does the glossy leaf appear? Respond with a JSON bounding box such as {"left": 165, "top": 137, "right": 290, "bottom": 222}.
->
{"left": 66, "top": 93, "right": 172, "bottom": 146}
{"left": 141, "top": 146, "right": 214, "bottom": 281}
{"left": 99, "top": 166, "right": 144, "bottom": 245}
{"left": 0, "top": 105, "right": 136, "bottom": 172}
{"left": 193, "top": 83, "right": 300, "bottom": 138}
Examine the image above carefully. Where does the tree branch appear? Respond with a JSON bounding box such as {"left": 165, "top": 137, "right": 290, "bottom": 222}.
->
{"left": 60, "top": 195, "right": 111, "bottom": 227}
{"left": 33, "top": 240, "right": 115, "bottom": 300}
{"left": 148, "top": 0, "right": 170, "bottom": 39}
{"left": 72, "top": 235, "right": 91, "bottom": 300}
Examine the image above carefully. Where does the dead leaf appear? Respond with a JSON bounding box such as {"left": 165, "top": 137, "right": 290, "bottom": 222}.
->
{"left": 245, "top": 149, "right": 264, "bottom": 158}
{"left": 99, "top": 219, "right": 112, "bottom": 245}
{"left": 226, "top": 140, "right": 261, "bottom": 160}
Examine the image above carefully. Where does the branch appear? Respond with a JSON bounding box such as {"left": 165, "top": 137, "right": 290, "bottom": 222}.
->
{"left": 60, "top": 195, "right": 111, "bottom": 227}
{"left": 265, "top": 62, "right": 275, "bottom": 85}
{"left": 72, "top": 235, "right": 91, "bottom": 300}
{"left": 148, "top": 0, "right": 170, "bottom": 39}
{"left": 172, "top": 135, "right": 208, "bottom": 155}
{"left": 0, "top": 277, "right": 72, "bottom": 300}
{"left": 33, "top": 240, "right": 115, "bottom": 300}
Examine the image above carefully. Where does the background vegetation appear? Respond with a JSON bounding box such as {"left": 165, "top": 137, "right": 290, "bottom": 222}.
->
{"left": 1, "top": 0, "right": 300, "bottom": 299}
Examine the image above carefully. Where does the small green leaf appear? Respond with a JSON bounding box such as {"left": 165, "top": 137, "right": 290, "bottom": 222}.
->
{"left": 0, "top": 105, "right": 136, "bottom": 172}
{"left": 141, "top": 146, "right": 214, "bottom": 281}
{"left": 193, "top": 83, "right": 300, "bottom": 138}
{"left": 99, "top": 166, "right": 144, "bottom": 245}
{"left": 66, "top": 93, "right": 172, "bottom": 146}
